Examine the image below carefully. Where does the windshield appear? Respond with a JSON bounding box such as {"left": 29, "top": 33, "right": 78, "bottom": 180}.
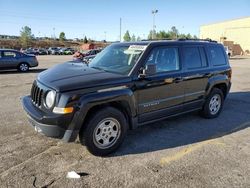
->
{"left": 89, "top": 44, "right": 146, "bottom": 75}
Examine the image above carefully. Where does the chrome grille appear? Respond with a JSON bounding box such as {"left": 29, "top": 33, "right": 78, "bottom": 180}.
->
{"left": 31, "top": 82, "right": 44, "bottom": 107}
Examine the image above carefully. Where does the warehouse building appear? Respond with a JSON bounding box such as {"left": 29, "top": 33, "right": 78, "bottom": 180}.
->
{"left": 200, "top": 17, "right": 250, "bottom": 55}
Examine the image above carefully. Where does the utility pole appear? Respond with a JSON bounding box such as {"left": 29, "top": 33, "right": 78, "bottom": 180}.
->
{"left": 53, "top": 27, "right": 55, "bottom": 40}
{"left": 120, "top": 18, "right": 122, "bottom": 42}
{"left": 151, "top": 9, "right": 158, "bottom": 39}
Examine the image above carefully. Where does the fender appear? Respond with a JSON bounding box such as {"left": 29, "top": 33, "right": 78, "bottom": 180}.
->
{"left": 205, "top": 73, "right": 230, "bottom": 97}
{"left": 67, "top": 87, "right": 137, "bottom": 139}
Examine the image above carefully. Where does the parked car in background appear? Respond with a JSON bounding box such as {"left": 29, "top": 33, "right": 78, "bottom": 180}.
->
{"left": 38, "top": 48, "right": 48, "bottom": 55}
{"left": 224, "top": 46, "right": 233, "bottom": 58}
{"left": 23, "top": 48, "right": 38, "bottom": 55}
{"left": 64, "top": 48, "right": 75, "bottom": 55}
{"left": 0, "top": 49, "right": 38, "bottom": 72}
{"left": 48, "top": 47, "right": 61, "bottom": 55}
{"left": 59, "top": 48, "right": 75, "bottom": 55}
{"left": 48, "top": 47, "right": 57, "bottom": 55}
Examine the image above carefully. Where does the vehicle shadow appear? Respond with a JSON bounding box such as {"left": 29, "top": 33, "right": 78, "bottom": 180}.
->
{"left": 0, "top": 68, "right": 47, "bottom": 74}
{"left": 112, "top": 91, "right": 250, "bottom": 156}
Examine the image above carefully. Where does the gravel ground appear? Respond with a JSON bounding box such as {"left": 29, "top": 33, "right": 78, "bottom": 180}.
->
{"left": 0, "top": 55, "right": 249, "bottom": 188}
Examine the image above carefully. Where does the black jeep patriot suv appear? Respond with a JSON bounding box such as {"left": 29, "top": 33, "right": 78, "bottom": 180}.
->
{"left": 22, "top": 40, "right": 231, "bottom": 156}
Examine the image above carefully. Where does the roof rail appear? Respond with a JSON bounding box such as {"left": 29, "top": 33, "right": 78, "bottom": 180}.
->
{"left": 141, "top": 38, "right": 173, "bottom": 41}
{"left": 177, "top": 38, "right": 217, "bottom": 43}
{"left": 141, "top": 38, "right": 217, "bottom": 43}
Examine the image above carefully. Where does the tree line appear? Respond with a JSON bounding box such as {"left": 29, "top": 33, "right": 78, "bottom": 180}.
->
{"left": 123, "top": 26, "right": 198, "bottom": 42}
{"left": 18, "top": 26, "right": 92, "bottom": 48}
{"left": 18, "top": 25, "right": 198, "bottom": 48}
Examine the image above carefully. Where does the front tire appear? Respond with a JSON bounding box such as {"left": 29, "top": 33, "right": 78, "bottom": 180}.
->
{"left": 200, "top": 88, "right": 224, "bottom": 118}
{"left": 79, "top": 107, "right": 128, "bottom": 156}
{"left": 18, "top": 63, "right": 29, "bottom": 72}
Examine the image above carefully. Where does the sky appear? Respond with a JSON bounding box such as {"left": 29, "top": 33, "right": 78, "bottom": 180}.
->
{"left": 0, "top": 0, "right": 249, "bottom": 41}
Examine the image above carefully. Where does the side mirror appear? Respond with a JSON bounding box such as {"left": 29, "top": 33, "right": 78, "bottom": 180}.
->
{"left": 139, "top": 63, "right": 156, "bottom": 78}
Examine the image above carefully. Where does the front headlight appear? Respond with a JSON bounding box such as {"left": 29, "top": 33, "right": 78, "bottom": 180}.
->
{"left": 45, "top": 90, "right": 56, "bottom": 108}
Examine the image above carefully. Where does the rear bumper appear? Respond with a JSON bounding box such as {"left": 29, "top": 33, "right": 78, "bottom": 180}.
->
{"left": 22, "top": 96, "right": 79, "bottom": 142}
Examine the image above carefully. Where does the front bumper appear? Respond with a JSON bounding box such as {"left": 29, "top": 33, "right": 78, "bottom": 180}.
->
{"left": 22, "top": 96, "right": 79, "bottom": 142}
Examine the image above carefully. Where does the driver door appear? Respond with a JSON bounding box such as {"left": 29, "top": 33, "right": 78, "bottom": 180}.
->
{"left": 136, "top": 46, "right": 185, "bottom": 123}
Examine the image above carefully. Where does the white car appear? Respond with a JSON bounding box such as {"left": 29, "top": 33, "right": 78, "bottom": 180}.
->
{"left": 224, "top": 46, "right": 232, "bottom": 58}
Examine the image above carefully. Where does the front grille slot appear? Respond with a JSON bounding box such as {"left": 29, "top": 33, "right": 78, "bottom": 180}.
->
{"left": 31, "top": 83, "right": 43, "bottom": 107}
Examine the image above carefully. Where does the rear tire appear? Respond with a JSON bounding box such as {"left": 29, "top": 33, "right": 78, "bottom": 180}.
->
{"left": 79, "top": 107, "right": 128, "bottom": 156}
{"left": 200, "top": 88, "right": 224, "bottom": 118}
{"left": 18, "top": 63, "right": 29, "bottom": 72}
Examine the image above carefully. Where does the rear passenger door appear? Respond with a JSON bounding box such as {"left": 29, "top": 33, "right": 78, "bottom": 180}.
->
{"left": 181, "top": 46, "right": 210, "bottom": 110}
{"left": 1, "top": 51, "right": 19, "bottom": 68}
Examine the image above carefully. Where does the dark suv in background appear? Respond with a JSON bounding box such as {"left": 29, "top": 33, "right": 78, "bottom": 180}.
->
{"left": 0, "top": 49, "right": 39, "bottom": 72}
{"left": 22, "top": 40, "right": 231, "bottom": 156}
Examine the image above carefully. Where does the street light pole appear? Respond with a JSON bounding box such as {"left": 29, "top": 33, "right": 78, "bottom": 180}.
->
{"left": 151, "top": 9, "right": 158, "bottom": 39}
{"left": 53, "top": 27, "right": 55, "bottom": 40}
{"left": 120, "top": 18, "right": 122, "bottom": 42}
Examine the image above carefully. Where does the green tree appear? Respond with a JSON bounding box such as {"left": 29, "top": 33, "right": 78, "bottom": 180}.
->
{"left": 147, "top": 26, "right": 198, "bottom": 40}
{"left": 156, "top": 30, "right": 171, "bottom": 39}
{"left": 186, "top": 33, "right": 192, "bottom": 39}
{"left": 177, "top": 33, "right": 186, "bottom": 39}
{"left": 136, "top": 36, "right": 141, "bottom": 41}
{"left": 88, "top": 38, "right": 94, "bottom": 43}
{"left": 169, "top": 26, "right": 179, "bottom": 39}
{"left": 19, "top": 26, "right": 33, "bottom": 48}
{"left": 131, "top": 34, "right": 136, "bottom": 42}
{"left": 83, "top": 36, "right": 88, "bottom": 43}
{"left": 148, "top": 30, "right": 156, "bottom": 40}
{"left": 123, "top": 30, "right": 131, "bottom": 42}
{"left": 59, "top": 32, "right": 66, "bottom": 41}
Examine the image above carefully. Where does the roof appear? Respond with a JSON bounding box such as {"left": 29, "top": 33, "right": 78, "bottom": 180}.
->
{"left": 114, "top": 39, "right": 218, "bottom": 46}
{"left": 0, "top": 49, "right": 19, "bottom": 52}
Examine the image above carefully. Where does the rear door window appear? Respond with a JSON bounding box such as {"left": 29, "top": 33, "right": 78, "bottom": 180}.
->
{"left": 208, "top": 46, "right": 227, "bottom": 66}
{"left": 3, "top": 51, "right": 17, "bottom": 58}
{"left": 183, "top": 47, "right": 206, "bottom": 69}
{"left": 199, "top": 47, "right": 208, "bottom": 67}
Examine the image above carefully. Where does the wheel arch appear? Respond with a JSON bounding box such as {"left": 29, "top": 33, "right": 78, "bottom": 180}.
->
{"left": 212, "top": 83, "right": 228, "bottom": 99}
{"left": 80, "top": 100, "right": 134, "bottom": 134}
{"left": 206, "top": 79, "right": 229, "bottom": 99}
{"left": 74, "top": 88, "right": 137, "bottom": 139}
{"left": 18, "top": 61, "right": 30, "bottom": 66}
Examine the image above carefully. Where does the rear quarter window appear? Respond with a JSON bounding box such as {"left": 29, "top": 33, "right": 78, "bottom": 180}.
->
{"left": 208, "top": 46, "right": 227, "bottom": 66}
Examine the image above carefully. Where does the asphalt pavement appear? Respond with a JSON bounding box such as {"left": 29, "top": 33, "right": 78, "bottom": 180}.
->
{"left": 0, "top": 55, "right": 249, "bottom": 187}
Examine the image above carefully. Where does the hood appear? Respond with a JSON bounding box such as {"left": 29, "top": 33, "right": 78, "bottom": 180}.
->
{"left": 37, "top": 61, "right": 130, "bottom": 92}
